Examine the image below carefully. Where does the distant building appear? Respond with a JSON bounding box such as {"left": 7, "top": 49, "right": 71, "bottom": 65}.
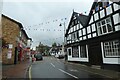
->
{"left": 65, "top": 1, "right": 120, "bottom": 71}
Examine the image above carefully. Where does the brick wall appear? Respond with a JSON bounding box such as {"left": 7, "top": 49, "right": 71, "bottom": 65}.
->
{"left": 2, "top": 16, "right": 21, "bottom": 64}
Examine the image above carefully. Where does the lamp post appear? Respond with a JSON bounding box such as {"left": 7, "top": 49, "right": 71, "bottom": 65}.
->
{"left": 59, "top": 22, "right": 66, "bottom": 59}
{"left": 59, "top": 22, "right": 66, "bottom": 45}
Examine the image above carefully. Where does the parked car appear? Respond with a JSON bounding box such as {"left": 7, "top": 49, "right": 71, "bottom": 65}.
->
{"left": 34, "top": 53, "right": 43, "bottom": 61}
{"left": 55, "top": 52, "right": 64, "bottom": 59}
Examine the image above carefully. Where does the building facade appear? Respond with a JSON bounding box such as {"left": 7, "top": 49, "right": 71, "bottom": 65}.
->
{"left": 2, "top": 15, "right": 31, "bottom": 64}
{"left": 65, "top": 1, "right": 120, "bottom": 71}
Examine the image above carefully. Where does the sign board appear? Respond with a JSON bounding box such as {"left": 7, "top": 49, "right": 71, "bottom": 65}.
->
{"left": 8, "top": 44, "right": 13, "bottom": 49}
{"left": 7, "top": 50, "right": 12, "bottom": 59}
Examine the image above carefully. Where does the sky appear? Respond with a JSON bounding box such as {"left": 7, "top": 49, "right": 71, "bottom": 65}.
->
{"left": 2, "top": 0, "right": 94, "bottom": 48}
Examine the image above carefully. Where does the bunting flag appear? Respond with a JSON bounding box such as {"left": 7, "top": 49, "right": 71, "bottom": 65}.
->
{"left": 25, "top": 18, "right": 67, "bottom": 28}
{"left": 33, "top": 37, "right": 63, "bottom": 42}
{"left": 25, "top": 28, "right": 62, "bottom": 31}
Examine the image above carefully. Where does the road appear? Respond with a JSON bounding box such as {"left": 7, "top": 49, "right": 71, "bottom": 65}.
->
{"left": 29, "top": 56, "right": 113, "bottom": 79}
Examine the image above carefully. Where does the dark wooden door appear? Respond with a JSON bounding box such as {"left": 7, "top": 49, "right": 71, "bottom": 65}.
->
{"left": 88, "top": 43, "right": 103, "bottom": 65}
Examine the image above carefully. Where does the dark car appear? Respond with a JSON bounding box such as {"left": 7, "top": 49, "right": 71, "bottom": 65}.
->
{"left": 34, "top": 53, "right": 43, "bottom": 61}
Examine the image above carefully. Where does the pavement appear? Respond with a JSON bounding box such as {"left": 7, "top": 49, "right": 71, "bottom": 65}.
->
{"left": 63, "top": 60, "right": 120, "bottom": 80}
{"left": 2, "top": 59, "right": 31, "bottom": 79}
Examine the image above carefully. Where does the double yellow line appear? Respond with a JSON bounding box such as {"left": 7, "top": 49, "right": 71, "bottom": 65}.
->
{"left": 29, "top": 65, "right": 32, "bottom": 80}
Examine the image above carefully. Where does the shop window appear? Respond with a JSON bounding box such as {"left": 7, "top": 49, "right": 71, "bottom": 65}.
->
{"left": 103, "top": 40, "right": 120, "bottom": 57}
{"left": 72, "top": 46, "right": 79, "bottom": 57}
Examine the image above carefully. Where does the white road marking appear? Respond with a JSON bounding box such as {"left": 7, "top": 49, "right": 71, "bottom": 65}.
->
{"left": 29, "top": 65, "right": 32, "bottom": 80}
{"left": 70, "top": 69, "right": 78, "bottom": 72}
{"left": 59, "top": 69, "right": 78, "bottom": 79}
{"left": 50, "top": 63, "right": 55, "bottom": 68}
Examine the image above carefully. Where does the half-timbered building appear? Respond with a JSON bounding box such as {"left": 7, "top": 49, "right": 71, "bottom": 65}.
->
{"left": 65, "top": 0, "right": 120, "bottom": 71}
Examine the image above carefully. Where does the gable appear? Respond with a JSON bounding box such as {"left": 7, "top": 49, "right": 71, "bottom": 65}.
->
{"left": 65, "top": 12, "right": 88, "bottom": 37}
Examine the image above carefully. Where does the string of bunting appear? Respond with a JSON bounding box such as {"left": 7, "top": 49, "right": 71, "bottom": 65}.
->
{"left": 33, "top": 37, "right": 63, "bottom": 42}
{"left": 25, "top": 18, "right": 67, "bottom": 28}
{"left": 24, "top": 28, "right": 62, "bottom": 31}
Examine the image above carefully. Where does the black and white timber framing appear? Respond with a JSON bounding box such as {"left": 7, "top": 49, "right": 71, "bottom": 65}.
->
{"left": 65, "top": 0, "right": 120, "bottom": 71}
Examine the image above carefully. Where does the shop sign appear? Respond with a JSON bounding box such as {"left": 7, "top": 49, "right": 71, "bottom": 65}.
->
{"left": 8, "top": 44, "right": 13, "bottom": 49}
{"left": 7, "top": 50, "right": 12, "bottom": 59}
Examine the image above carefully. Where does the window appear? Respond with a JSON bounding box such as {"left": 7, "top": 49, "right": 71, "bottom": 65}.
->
{"left": 82, "top": 28, "right": 86, "bottom": 35}
{"left": 79, "top": 30, "right": 82, "bottom": 37}
{"left": 74, "top": 26, "right": 76, "bottom": 31}
{"left": 94, "top": 13, "right": 99, "bottom": 21}
{"left": 83, "top": 36, "right": 86, "bottom": 40}
{"left": 80, "top": 24, "right": 83, "bottom": 28}
{"left": 75, "top": 20, "right": 78, "bottom": 24}
{"left": 103, "top": 40, "right": 120, "bottom": 57}
{"left": 113, "top": 13, "right": 120, "bottom": 25}
{"left": 97, "top": 17, "right": 113, "bottom": 35}
{"left": 106, "top": 5, "right": 112, "bottom": 15}
{"left": 80, "top": 45, "right": 87, "bottom": 58}
{"left": 91, "top": 24, "right": 96, "bottom": 32}
{"left": 113, "top": 3, "right": 120, "bottom": 11}
{"left": 87, "top": 26, "right": 91, "bottom": 34}
{"left": 80, "top": 37, "right": 82, "bottom": 40}
{"left": 89, "top": 16, "right": 93, "bottom": 24}
{"left": 100, "top": 9, "right": 105, "bottom": 18}
{"left": 92, "top": 33, "right": 97, "bottom": 37}
{"left": 115, "top": 25, "right": 120, "bottom": 31}
{"left": 77, "top": 24, "right": 79, "bottom": 30}
{"left": 68, "top": 48, "right": 72, "bottom": 56}
{"left": 72, "top": 46, "right": 79, "bottom": 57}
{"left": 88, "top": 34, "right": 91, "bottom": 38}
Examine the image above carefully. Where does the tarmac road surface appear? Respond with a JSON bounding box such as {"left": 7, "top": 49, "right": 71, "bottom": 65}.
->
{"left": 29, "top": 56, "right": 115, "bottom": 80}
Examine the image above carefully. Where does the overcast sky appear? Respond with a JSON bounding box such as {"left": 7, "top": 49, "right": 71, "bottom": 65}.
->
{"left": 2, "top": 0, "right": 94, "bottom": 48}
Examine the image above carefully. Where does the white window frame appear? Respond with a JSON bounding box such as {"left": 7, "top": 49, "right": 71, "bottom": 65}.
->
{"left": 103, "top": 40, "right": 120, "bottom": 57}
{"left": 79, "top": 45, "right": 88, "bottom": 58}
{"left": 91, "top": 24, "right": 96, "bottom": 32}
{"left": 87, "top": 26, "right": 91, "bottom": 34}
{"left": 113, "top": 13, "right": 120, "bottom": 25}
{"left": 94, "top": 12, "right": 99, "bottom": 21}
{"left": 97, "top": 17, "right": 113, "bottom": 36}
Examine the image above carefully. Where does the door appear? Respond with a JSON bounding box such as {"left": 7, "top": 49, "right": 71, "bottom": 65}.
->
{"left": 88, "top": 43, "right": 103, "bottom": 65}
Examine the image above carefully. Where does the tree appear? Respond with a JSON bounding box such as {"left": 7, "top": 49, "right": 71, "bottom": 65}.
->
{"left": 52, "top": 42, "right": 57, "bottom": 47}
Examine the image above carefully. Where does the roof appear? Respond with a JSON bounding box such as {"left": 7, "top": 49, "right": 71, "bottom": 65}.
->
{"left": 21, "top": 29, "right": 29, "bottom": 39}
{"left": 2, "top": 14, "right": 31, "bottom": 40}
{"left": 74, "top": 12, "right": 89, "bottom": 27}
{"left": 86, "top": 1, "right": 120, "bottom": 26}
{"left": 65, "top": 11, "right": 89, "bottom": 37}
{"left": 2, "top": 14, "right": 23, "bottom": 29}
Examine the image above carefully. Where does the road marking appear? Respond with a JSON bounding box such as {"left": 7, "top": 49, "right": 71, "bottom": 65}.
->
{"left": 70, "top": 69, "right": 78, "bottom": 72}
{"left": 59, "top": 69, "right": 78, "bottom": 79}
{"left": 29, "top": 65, "right": 32, "bottom": 80}
{"left": 50, "top": 63, "right": 55, "bottom": 68}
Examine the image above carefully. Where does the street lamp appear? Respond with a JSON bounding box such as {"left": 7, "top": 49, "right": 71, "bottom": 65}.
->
{"left": 59, "top": 22, "right": 66, "bottom": 45}
{"left": 59, "top": 22, "right": 66, "bottom": 57}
